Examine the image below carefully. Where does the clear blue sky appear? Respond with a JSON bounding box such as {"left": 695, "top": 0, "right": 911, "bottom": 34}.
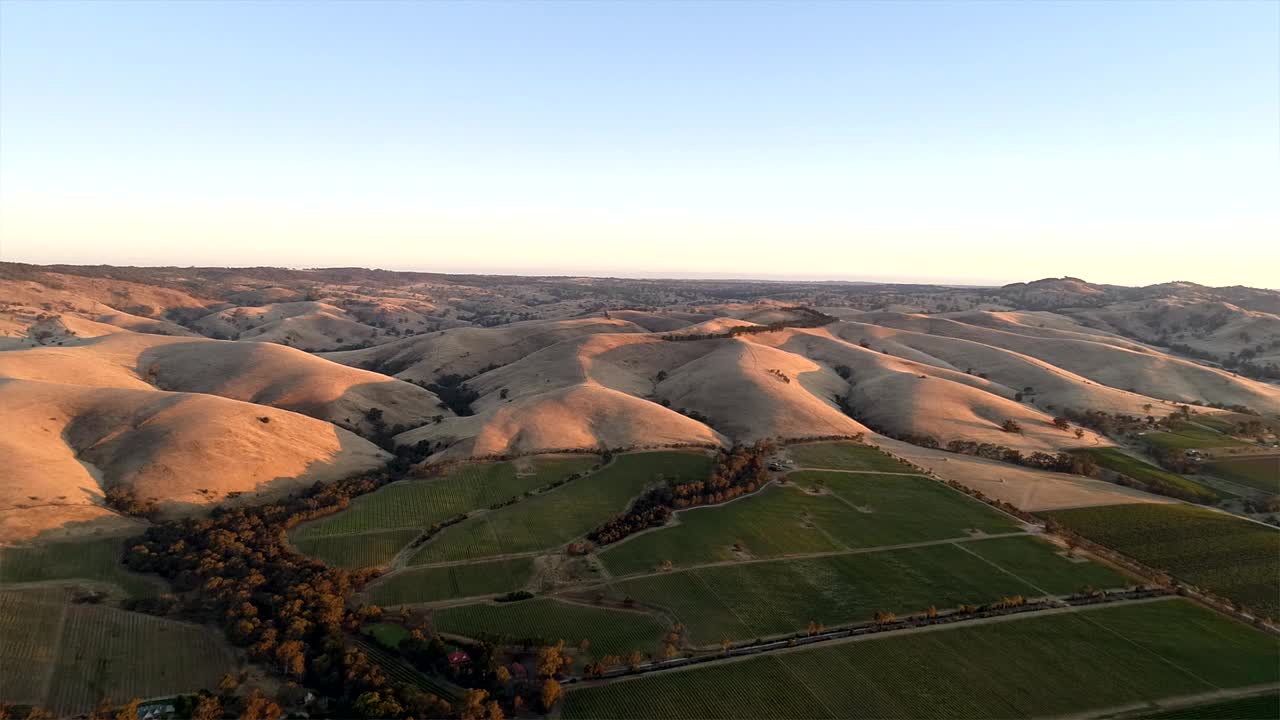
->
{"left": 1, "top": 0, "right": 1277, "bottom": 286}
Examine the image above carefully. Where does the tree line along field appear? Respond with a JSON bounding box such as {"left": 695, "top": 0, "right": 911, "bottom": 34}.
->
{"left": 408, "top": 451, "right": 715, "bottom": 564}
{"left": 288, "top": 456, "right": 599, "bottom": 567}
{"left": 0, "top": 587, "right": 237, "bottom": 716}
{"left": 0, "top": 536, "right": 162, "bottom": 598}
{"left": 785, "top": 442, "right": 916, "bottom": 472}
{"left": 1074, "top": 448, "right": 1223, "bottom": 502}
{"left": 599, "top": 470, "right": 1020, "bottom": 575}
{"left": 562, "top": 599, "right": 1280, "bottom": 720}
{"left": 367, "top": 557, "right": 537, "bottom": 606}
{"left": 432, "top": 597, "right": 670, "bottom": 659}
{"left": 1044, "top": 503, "right": 1280, "bottom": 620}
{"left": 1204, "top": 455, "right": 1280, "bottom": 495}
{"left": 608, "top": 535, "right": 1128, "bottom": 644}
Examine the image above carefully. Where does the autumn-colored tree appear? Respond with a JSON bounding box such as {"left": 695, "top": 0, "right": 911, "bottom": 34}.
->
{"left": 217, "top": 672, "right": 239, "bottom": 693}
{"left": 114, "top": 699, "right": 140, "bottom": 720}
{"left": 926, "top": 605, "right": 939, "bottom": 619}
{"left": 241, "top": 690, "right": 283, "bottom": 720}
{"left": 720, "top": 637, "right": 731, "bottom": 654}
{"left": 354, "top": 691, "right": 404, "bottom": 719}
{"left": 627, "top": 650, "right": 645, "bottom": 670}
{"left": 536, "top": 640, "right": 568, "bottom": 677}
{"left": 192, "top": 695, "right": 222, "bottom": 720}
{"left": 25, "top": 708, "right": 53, "bottom": 720}
{"left": 873, "top": 610, "right": 896, "bottom": 625}
{"left": 275, "top": 639, "right": 307, "bottom": 678}
{"left": 541, "top": 679, "right": 563, "bottom": 712}
{"left": 460, "top": 690, "right": 490, "bottom": 720}
{"left": 495, "top": 665, "right": 512, "bottom": 684}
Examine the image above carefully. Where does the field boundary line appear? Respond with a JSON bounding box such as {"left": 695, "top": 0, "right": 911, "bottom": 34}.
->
{"left": 596, "top": 530, "right": 1030, "bottom": 587}
{"left": 38, "top": 589, "right": 70, "bottom": 707}
{"left": 565, "top": 595, "right": 1179, "bottom": 690}
{"left": 951, "top": 540, "right": 1058, "bottom": 599}
{"left": 771, "top": 653, "right": 840, "bottom": 719}
{"left": 1045, "top": 681, "right": 1280, "bottom": 720}
{"left": 1071, "top": 608, "right": 1224, "bottom": 693}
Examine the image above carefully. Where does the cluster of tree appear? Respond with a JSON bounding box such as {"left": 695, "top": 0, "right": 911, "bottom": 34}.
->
{"left": 119, "top": 470, "right": 462, "bottom": 718}
{"left": 941, "top": 440, "right": 1096, "bottom": 474}
{"left": 102, "top": 484, "right": 159, "bottom": 519}
{"left": 1060, "top": 406, "right": 1169, "bottom": 436}
{"left": 588, "top": 443, "right": 773, "bottom": 545}
{"left": 1166, "top": 342, "right": 1280, "bottom": 382}
{"left": 426, "top": 374, "right": 482, "bottom": 416}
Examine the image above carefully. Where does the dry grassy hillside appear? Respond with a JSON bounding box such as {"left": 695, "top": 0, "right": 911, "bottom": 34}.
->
{"left": 0, "top": 333, "right": 448, "bottom": 434}
{"left": 322, "top": 317, "right": 653, "bottom": 383}
{"left": 2, "top": 264, "right": 1277, "bottom": 540}
{"left": 0, "top": 379, "right": 388, "bottom": 541}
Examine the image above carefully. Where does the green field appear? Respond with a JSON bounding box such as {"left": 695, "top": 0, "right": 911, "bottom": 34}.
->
{"left": 1046, "top": 503, "right": 1280, "bottom": 619}
{"left": 1076, "top": 448, "right": 1222, "bottom": 502}
{"left": 1140, "top": 693, "right": 1280, "bottom": 719}
{"left": 293, "top": 456, "right": 597, "bottom": 539}
{"left": 1142, "top": 425, "right": 1248, "bottom": 452}
{"left": 600, "top": 473, "right": 1019, "bottom": 575}
{"left": 786, "top": 442, "right": 912, "bottom": 472}
{"left": 562, "top": 599, "right": 1280, "bottom": 719}
{"left": 369, "top": 557, "right": 537, "bottom": 605}
{"left": 0, "top": 587, "right": 66, "bottom": 706}
{"left": 611, "top": 535, "right": 1128, "bottom": 644}
{"left": 0, "top": 537, "right": 161, "bottom": 598}
{"left": 410, "top": 451, "right": 714, "bottom": 564}
{"left": 291, "top": 528, "right": 423, "bottom": 569}
{"left": 433, "top": 597, "right": 669, "bottom": 658}
{"left": 0, "top": 587, "right": 237, "bottom": 716}
{"left": 1204, "top": 455, "right": 1280, "bottom": 494}
{"left": 364, "top": 621, "right": 411, "bottom": 649}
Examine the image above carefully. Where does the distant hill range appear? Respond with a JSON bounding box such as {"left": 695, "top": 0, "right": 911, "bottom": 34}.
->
{"left": 2, "top": 263, "right": 1276, "bottom": 542}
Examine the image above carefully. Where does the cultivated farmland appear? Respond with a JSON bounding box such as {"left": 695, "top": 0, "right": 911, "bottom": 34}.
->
{"left": 0, "top": 587, "right": 66, "bottom": 706}
{"left": 0, "top": 587, "right": 237, "bottom": 716}
{"left": 411, "top": 451, "right": 713, "bottom": 564}
{"left": 611, "top": 535, "right": 1127, "bottom": 644}
{"left": 1046, "top": 503, "right": 1280, "bottom": 619}
{"left": 433, "top": 597, "right": 669, "bottom": 658}
{"left": 1075, "top": 447, "right": 1222, "bottom": 502}
{"left": 786, "top": 441, "right": 913, "bottom": 472}
{"left": 1142, "top": 425, "right": 1248, "bottom": 452}
{"left": 562, "top": 599, "right": 1279, "bottom": 719}
{"left": 369, "top": 557, "right": 537, "bottom": 605}
{"left": 0, "top": 537, "right": 161, "bottom": 598}
{"left": 1140, "top": 693, "right": 1280, "bottom": 719}
{"left": 291, "top": 528, "right": 423, "bottom": 569}
{"left": 1204, "top": 455, "right": 1280, "bottom": 494}
{"left": 293, "top": 456, "right": 597, "bottom": 539}
{"left": 600, "top": 471, "right": 1019, "bottom": 575}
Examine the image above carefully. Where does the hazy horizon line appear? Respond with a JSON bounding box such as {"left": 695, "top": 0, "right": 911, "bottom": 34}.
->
{"left": 9, "top": 259, "right": 1274, "bottom": 291}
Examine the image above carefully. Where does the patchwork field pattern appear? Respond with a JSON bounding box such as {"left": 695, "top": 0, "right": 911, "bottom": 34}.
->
{"left": 369, "top": 557, "right": 537, "bottom": 605}
{"left": 610, "top": 535, "right": 1127, "bottom": 643}
{"left": 433, "top": 597, "right": 669, "bottom": 658}
{"left": 600, "top": 471, "right": 1019, "bottom": 575}
{"left": 411, "top": 451, "right": 714, "bottom": 563}
{"left": 1046, "top": 503, "right": 1280, "bottom": 619}
{"left": 562, "top": 599, "right": 1280, "bottom": 719}
{"left": 0, "top": 537, "right": 161, "bottom": 598}
{"left": 0, "top": 587, "right": 237, "bottom": 716}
